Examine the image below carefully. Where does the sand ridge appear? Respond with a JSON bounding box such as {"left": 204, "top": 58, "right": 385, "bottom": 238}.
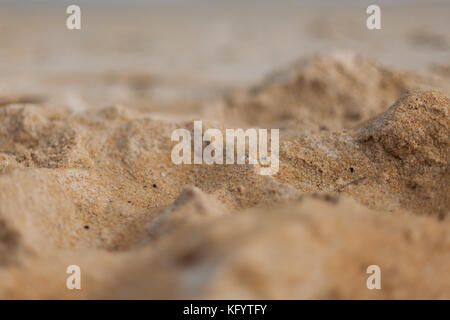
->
{"left": 0, "top": 52, "right": 449, "bottom": 298}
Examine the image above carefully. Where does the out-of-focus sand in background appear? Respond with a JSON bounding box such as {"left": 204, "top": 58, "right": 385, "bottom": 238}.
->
{"left": 0, "top": 1, "right": 449, "bottom": 299}
{"left": 1, "top": 1, "right": 449, "bottom": 111}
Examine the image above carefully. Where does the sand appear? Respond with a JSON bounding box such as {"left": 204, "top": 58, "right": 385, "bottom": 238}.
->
{"left": 0, "top": 2, "right": 449, "bottom": 299}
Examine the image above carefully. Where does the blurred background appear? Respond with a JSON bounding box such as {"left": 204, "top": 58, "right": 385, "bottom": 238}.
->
{"left": 0, "top": 0, "right": 449, "bottom": 114}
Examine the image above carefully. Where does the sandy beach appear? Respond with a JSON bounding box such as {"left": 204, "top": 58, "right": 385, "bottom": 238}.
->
{"left": 0, "top": 1, "right": 449, "bottom": 299}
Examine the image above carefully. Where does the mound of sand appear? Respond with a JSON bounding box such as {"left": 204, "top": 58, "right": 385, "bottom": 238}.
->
{"left": 0, "top": 55, "right": 449, "bottom": 299}
{"left": 222, "top": 53, "right": 449, "bottom": 132}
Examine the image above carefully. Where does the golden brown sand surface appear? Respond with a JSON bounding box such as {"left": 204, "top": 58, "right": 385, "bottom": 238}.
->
{"left": 0, "top": 3, "right": 449, "bottom": 299}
